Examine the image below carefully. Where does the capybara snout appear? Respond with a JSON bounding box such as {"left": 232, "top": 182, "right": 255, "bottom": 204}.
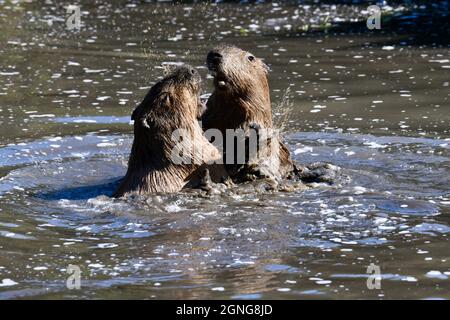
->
{"left": 206, "top": 50, "right": 223, "bottom": 71}
{"left": 206, "top": 45, "right": 269, "bottom": 94}
{"left": 167, "top": 65, "right": 201, "bottom": 88}
{"left": 167, "top": 65, "right": 204, "bottom": 120}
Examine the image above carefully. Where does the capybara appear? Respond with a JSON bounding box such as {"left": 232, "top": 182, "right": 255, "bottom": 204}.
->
{"left": 113, "top": 65, "right": 227, "bottom": 197}
{"left": 201, "top": 45, "right": 294, "bottom": 181}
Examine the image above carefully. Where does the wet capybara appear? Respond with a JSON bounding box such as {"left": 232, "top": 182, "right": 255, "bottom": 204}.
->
{"left": 113, "top": 65, "right": 228, "bottom": 197}
{"left": 201, "top": 45, "right": 294, "bottom": 181}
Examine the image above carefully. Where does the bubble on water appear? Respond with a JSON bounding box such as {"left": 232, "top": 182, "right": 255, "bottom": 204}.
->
{"left": 96, "top": 96, "right": 110, "bottom": 101}
{"left": 363, "top": 141, "right": 387, "bottom": 149}
{"left": 425, "top": 271, "right": 447, "bottom": 280}
{"left": 84, "top": 68, "right": 107, "bottom": 74}
{"left": 294, "top": 147, "right": 313, "bottom": 155}
{"left": 165, "top": 204, "right": 182, "bottom": 213}
{"left": 285, "top": 280, "right": 297, "bottom": 284}
{"left": 0, "top": 71, "right": 20, "bottom": 76}
{"left": 309, "top": 277, "right": 323, "bottom": 281}
{"left": 28, "top": 114, "right": 55, "bottom": 118}
{"left": 211, "top": 287, "right": 225, "bottom": 291}
{"left": 353, "top": 186, "right": 367, "bottom": 195}
{"left": 0, "top": 279, "right": 18, "bottom": 287}
{"left": 97, "top": 243, "right": 118, "bottom": 249}
{"left": 231, "top": 260, "right": 255, "bottom": 266}
{"left": 403, "top": 276, "right": 418, "bottom": 282}
{"left": 0, "top": 230, "right": 36, "bottom": 240}
{"left": 33, "top": 266, "right": 48, "bottom": 271}
{"left": 97, "top": 142, "right": 116, "bottom": 147}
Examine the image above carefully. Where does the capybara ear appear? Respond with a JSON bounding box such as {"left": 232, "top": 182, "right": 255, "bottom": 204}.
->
{"left": 141, "top": 116, "right": 151, "bottom": 129}
{"left": 131, "top": 104, "right": 141, "bottom": 121}
{"left": 130, "top": 103, "right": 150, "bottom": 128}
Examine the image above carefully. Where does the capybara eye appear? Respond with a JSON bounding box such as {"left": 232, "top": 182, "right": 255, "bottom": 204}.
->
{"left": 247, "top": 55, "right": 255, "bottom": 62}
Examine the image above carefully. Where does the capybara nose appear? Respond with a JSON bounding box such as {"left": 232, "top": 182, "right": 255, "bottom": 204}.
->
{"left": 206, "top": 51, "right": 223, "bottom": 69}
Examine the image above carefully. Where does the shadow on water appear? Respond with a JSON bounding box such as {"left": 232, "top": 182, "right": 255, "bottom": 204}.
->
{"left": 36, "top": 179, "right": 120, "bottom": 200}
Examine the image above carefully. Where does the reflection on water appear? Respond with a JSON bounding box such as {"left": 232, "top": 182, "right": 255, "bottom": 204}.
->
{"left": 0, "top": 1, "right": 449, "bottom": 299}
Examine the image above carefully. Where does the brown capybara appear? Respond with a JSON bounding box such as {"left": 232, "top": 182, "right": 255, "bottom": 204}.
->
{"left": 113, "top": 65, "right": 228, "bottom": 197}
{"left": 201, "top": 45, "right": 294, "bottom": 181}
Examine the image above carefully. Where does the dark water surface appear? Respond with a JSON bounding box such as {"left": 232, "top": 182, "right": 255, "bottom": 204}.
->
{"left": 0, "top": 1, "right": 449, "bottom": 299}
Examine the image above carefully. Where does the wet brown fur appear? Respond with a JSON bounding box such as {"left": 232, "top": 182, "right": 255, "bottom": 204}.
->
{"left": 202, "top": 45, "right": 293, "bottom": 180}
{"left": 114, "top": 65, "right": 227, "bottom": 197}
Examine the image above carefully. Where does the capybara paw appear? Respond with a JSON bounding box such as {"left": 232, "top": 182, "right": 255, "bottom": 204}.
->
{"left": 199, "top": 168, "right": 213, "bottom": 191}
{"left": 295, "top": 162, "right": 341, "bottom": 184}
{"left": 233, "top": 163, "right": 269, "bottom": 182}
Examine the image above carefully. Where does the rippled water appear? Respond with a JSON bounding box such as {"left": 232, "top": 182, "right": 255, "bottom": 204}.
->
{"left": 0, "top": 1, "right": 449, "bottom": 299}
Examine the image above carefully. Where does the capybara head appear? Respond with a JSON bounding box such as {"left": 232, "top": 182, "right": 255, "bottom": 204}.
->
{"left": 206, "top": 45, "right": 270, "bottom": 98}
{"left": 203, "top": 45, "right": 273, "bottom": 131}
{"left": 130, "top": 64, "right": 204, "bottom": 167}
{"left": 132, "top": 64, "right": 203, "bottom": 128}
{"left": 202, "top": 46, "right": 293, "bottom": 181}
{"left": 113, "top": 64, "right": 210, "bottom": 196}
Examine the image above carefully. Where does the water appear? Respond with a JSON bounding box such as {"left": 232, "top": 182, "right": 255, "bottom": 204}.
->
{"left": 0, "top": 1, "right": 449, "bottom": 299}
